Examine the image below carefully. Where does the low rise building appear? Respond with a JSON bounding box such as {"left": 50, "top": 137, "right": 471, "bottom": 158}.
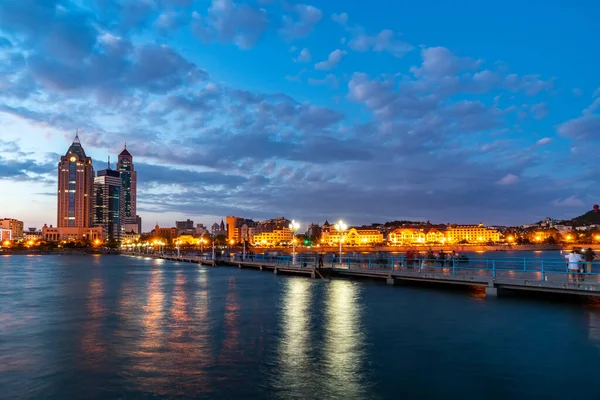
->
{"left": 1, "top": 218, "right": 24, "bottom": 240}
{"left": 41, "top": 224, "right": 103, "bottom": 242}
{"left": 252, "top": 228, "right": 293, "bottom": 246}
{"left": 321, "top": 222, "right": 384, "bottom": 245}
{"left": 445, "top": 224, "right": 501, "bottom": 243}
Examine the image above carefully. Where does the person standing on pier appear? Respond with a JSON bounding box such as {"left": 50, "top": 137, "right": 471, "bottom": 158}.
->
{"left": 318, "top": 253, "right": 324, "bottom": 269}
{"left": 584, "top": 248, "right": 596, "bottom": 279}
{"left": 565, "top": 250, "right": 583, "bottom": 282}
{"left": 438, "top": 250, "right": 445, "bottom": 268}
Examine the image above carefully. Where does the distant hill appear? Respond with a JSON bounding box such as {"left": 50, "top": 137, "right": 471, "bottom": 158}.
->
{"left": 565, "top": 208, "right": 600, "bottom": 227}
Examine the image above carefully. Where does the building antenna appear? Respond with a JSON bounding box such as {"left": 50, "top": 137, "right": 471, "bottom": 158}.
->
{"left": 124, "top": 142, "right": 127, "bottom": 150}
{"left": 107, "top": 156, "right": 110, "bottom": 169}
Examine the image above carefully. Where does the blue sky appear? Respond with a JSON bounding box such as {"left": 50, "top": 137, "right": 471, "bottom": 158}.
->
{"left": 0, "top": 0, "right": 599, "bottom": 231}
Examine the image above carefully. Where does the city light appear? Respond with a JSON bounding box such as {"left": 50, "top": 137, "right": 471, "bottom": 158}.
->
{"left": 289, "top": 219, "right": 300, "bottom": 265}
{"left": 334, "top": 220, "right": 348, "bottom": 266}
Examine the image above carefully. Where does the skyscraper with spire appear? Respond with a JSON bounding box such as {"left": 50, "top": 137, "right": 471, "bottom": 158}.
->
{"left": 57, "top": 133, "right": 94, "bottom": 228}
{"left": 117, "top": 144, "right": 137, "bottom": 226}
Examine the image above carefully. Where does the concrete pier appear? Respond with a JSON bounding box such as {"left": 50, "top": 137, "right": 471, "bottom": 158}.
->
{"left": 122, "top": 253, "right": 600, "bottom": 300}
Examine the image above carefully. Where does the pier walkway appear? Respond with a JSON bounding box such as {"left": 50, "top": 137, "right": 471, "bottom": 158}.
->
{"left": 122, "top": 252, "right": 600, "bottom": 298}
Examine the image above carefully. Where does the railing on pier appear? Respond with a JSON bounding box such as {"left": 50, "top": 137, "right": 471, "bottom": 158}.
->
{"left": 231, "top": 253, "right": 600, "bottom": 283}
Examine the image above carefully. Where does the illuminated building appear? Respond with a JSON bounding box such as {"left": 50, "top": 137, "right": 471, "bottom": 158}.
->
{"left": 94, "top": 164, "right": 123, "bottom": 243}
{"left": 23, "top": 228, "right": 42, "bottom": 241}
{"left": 321, "top": 221, "right": 384, "bottom": 245}
{"left": 445, "top": 223, "right": 501, "bottom": 243}
{"left": 57, "top": 133, "right": 94, "bottom": 228}
{"left": 116, "top": 145, "right": 137, "bottom": 225}
{"left": 425, "top": 228, "right": 445, "bottom": 243}
{"left": 175, "top": 235, "right": 201, "bottom": 245}
{"left": 152, "top": 224, "right": 177, "bottom": 240}
{"left": 0, "top": 218, "right": 24, "bottom": 240}
{"left": 252, "top": 228, "right": 293, "bottom": 246}
{"left": 388, "top": 228, "right": 425, "bottom": 244}
{"left": 0, "top": 228, "right": 12, "bottom": 242}
{"left": 226, "top": 216, "right": 256, "bottom": 243}
{"left": 41, "top": 224, "right": 103, "bottom": 242}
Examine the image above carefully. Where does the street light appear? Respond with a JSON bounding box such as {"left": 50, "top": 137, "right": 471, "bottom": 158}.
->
{"left": 289, "top": 219, "right": 300, "bottom": 265}
{"left": 334, "top": 220, "right": 347, "bottom": 266}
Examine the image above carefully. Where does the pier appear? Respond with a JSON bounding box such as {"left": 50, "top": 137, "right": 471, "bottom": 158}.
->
{"left": 123, "top": 252, "right": 600, "bottom": 298}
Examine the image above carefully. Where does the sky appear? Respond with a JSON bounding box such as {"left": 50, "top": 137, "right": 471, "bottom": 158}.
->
{"left": 0, "top": 0, "right": 599, "bottom": 231}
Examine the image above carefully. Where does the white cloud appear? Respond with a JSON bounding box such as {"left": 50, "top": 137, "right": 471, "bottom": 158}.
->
{"left": 497, "top": 173, "right": 519, "bottom": 185}
{"left": 572, "top": 88, "right": 583, "bottom": 97}
{"left": 280, "top": 4, "right": 322, "bottom": 40}
{"left": 348, "top": 29, "right": 412, "bottom": 58}
{"left": 294, "top": 48, "right": 311, "bottom": 63}
{"left": 593, "top": 87, "right": 600, "bottom": 98}
{"left": 331, "top": 12, "right": 348, "bottom": 25}
{"left": 536, "top": 137, "right": 552, "bottom": 146}
{"left": 314, "top": 49, "right": 346, "bottom": 71}
{"left": 553, "top": 196, "right": 584, "bottom": 207}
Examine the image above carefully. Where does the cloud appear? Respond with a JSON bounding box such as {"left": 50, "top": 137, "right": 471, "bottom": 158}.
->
{"left": 504, "top": 74, "right": 554, "bottom": 96}
{"left": 553, "top": 196, "right": 584, "bottom": 207}
{"left": 294, "top": 48, "right": 311, "bottom": 63}
{"left": 557, "top": 114, "right": 600, "bottom": 141}
{"left": 497, "top": 173, "right": 519, "bottom": 185}
{"left": 593, "top": 87, "right": 600, "bottom": 98}
{"left": 536, "top": 137, "right": 552, "bottom": 146}
{"left": 280, "top": 4, "right": 322, "bottom": 41}
{"left": 192, "top": 0, "right": 268, "bottom": 49}
{"left": 348, "top": 29, "right": 413, "bottom": 58}
{"left": 411, "top": 46, "right": 480, "bottom": 78}
{"left": 314, "top": 49, "right": 346, "bottom": 70}
{"left": 572, "top": 88, "right": 583, "bottom": 97}
{"left": 331, "top": 12, "right": 348, "bottom": 25}
{"left": 530, "top": 102, "right": 549, "bottom": 120}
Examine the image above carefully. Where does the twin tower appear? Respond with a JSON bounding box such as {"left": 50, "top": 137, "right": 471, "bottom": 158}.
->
{"left": 56, "top": 134, "right": 138, "bottom": 243}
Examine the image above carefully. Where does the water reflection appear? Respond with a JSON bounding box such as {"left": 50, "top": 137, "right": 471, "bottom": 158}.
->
{"left": 80, "top": 275, "right": 107, "bottom": 370}
{"left": 218, "top": 277, "right": 241, "bottom": 365}
{"left": 277, "top": 278, "right": 313, "bottom": 397}
{"left": 323, "top": 280, "right": 368, "bottom": 398}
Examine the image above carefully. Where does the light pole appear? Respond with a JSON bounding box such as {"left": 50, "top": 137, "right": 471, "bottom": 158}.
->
{"left": 211, "top": 235, "right": 216, "bottom": 261}
{"left": 289, "top": 219, "right": 300, "bottom": 266}
{"left": 176, "top": 240, "right": 180, "bottom": 258}
{"left": 334, "top": 220, "right": 347, "bottom": 267}
{"left": 243, "top": 233, "right": 246, "bottom": 261}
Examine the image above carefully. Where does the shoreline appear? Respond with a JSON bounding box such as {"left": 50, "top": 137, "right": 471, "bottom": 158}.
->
{"left": 0, "top": 244, "right": 594, "bottom": 256}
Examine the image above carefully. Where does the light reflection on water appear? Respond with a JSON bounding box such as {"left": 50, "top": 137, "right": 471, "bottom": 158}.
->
{"left": 324, "top": 280, "right": 368, "bottom": 399}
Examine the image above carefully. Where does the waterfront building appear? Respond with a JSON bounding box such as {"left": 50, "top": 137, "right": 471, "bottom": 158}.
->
{"left": 152, "top": 224, "right": 177, "bottom": 240}
{"left": 0, "top": 218, "right": 24, "bottom": 240}
{"left": 226, "top": 216, "right": 256, "bottom": 243}
{"left": 248, "top": 217, "right": 291, "bottom": 244}
{"left": 176, "top": 219, "right": 195, "bottom": 235}
{"left": 123, "top": 230, "right": 140, "bottom": 244}
{"left": 321, "top": 221, "right": 384, "bottom": 246}
{"left": 445, "top": 223, "right": 501, "bottom": 243}
{"left": 23, "top": 228, "right": 42, "bottom": 241}
{"left": 196, "top": 224, "right": 208, "bottom": 235}
{"left": 57, "top": 134, "right": 94, "bottom": 229}
{"left": 307, "top": 223, "right": 322, "bottom": 242}
{"left": 94, "top": 164, "right": 123, "bottom": 243}
{"left": 388, "top": 228, "right": 426, "bottom": 244}
{"left": 211, "top": 219, "right": 227, "bottom": 236}
{"left": 175, "top": 235, "right": 201, "bottom": 245}
{"left": 123, "top": 223, "right": 139, "bottom": 234}
{"left": 425, "top": 228, "right": 445, "bottom": 243}
{"left": 116, "top": 145, "right": 137, "bottom": 225}
{"left": 41, "top": 224, "right": 103, "bottom": 242}
{"left": 252, "top": 228, "right": 293, "bottom": 246}
{"left": 0, "top": 228, "right": 12, "bottom": 242}
{"left": 136, "top": 215, "right": 142, "bottom": 235}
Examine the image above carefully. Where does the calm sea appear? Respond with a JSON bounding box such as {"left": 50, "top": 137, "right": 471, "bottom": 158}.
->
{"left": 1, "top": 254, "right": 600, "bottom": 399}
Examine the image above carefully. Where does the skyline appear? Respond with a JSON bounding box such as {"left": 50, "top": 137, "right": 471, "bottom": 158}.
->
{"left": 0, "top": 0, "right": 599, "bottom": 231}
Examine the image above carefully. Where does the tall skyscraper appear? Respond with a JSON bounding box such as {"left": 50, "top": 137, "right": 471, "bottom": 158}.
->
{"left": 94, "top": 162, "right": 123, "bottom": 242}
{"left": 57, "top": 134, "right": 94, "bottom": 228}
{"left": 116, "top": 145, "right": 137, "bottom": 225}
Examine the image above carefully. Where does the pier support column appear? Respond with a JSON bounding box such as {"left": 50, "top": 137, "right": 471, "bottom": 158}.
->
{"left": 259, "top": 266, "right": 263, "bottom": 271}
{"left": 273, "top": 268, "right": 278, "bottom": 275}
{"left": 311, "top": 270, "right": 317, "bottom": 279}
{"left": 485, "top": 285, "right": 498, "bottom": 297}
{"left": 386, "top": 277, "right": 395, "bottom": 285}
